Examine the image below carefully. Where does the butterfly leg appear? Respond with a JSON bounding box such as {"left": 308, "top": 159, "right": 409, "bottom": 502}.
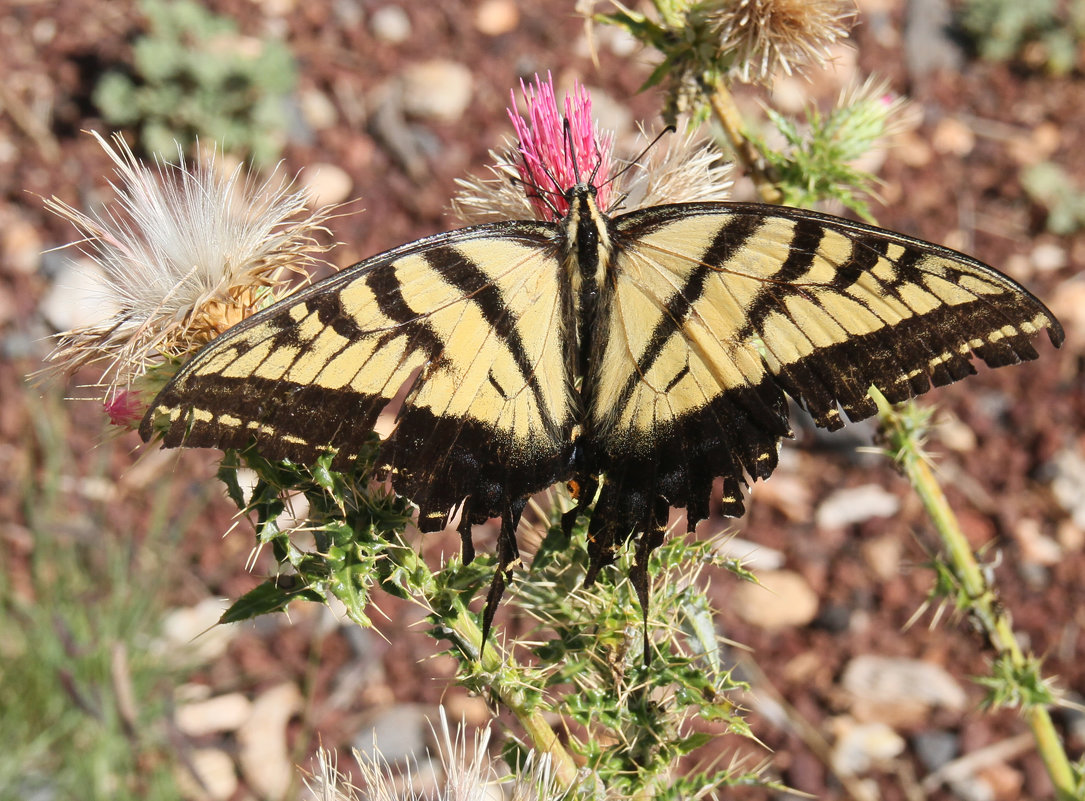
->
{"left": 479, "top": 496, "right": 526, "bottom": 660}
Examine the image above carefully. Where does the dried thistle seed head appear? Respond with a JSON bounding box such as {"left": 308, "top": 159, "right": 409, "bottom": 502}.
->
{"left": 620, "top": 128, "right": 734, "bottom": 209}
{"left": 41, "top": 132, "right": 335, "bottom": 409}
{"left": 710, "top": 0, "right": 856, "bottom": 84}
{"left": 450, "top": 142, "right": 539, "bottom": 225}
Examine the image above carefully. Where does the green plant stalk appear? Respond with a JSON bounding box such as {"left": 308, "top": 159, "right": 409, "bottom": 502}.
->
{"left": 871, "top": 387, "right": 1077, "bottom": 801}
{"left": 704, "top": 78, "right": 783, "bottom": 204}
{"left": 384, "top": 543, "right": 581, "bottom": 789}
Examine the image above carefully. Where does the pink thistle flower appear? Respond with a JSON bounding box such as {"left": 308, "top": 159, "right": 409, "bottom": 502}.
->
{"left": 104, "top": 389, "right": 145, "bottom": 429}
{"left": 507, "top": 73, "right": 614, "bottom": 220}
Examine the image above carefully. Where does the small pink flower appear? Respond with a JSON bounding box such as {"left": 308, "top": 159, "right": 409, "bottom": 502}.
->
{"left": 507, "top": 73, "right": 614, "bottom": 220}
{"left": 104, "top": 390, "right": 144, "bottom": 429}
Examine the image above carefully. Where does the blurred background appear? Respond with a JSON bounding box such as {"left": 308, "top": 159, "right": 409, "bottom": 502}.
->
{"left": 1, "top": 0, "right": 1083, "bottom": 799}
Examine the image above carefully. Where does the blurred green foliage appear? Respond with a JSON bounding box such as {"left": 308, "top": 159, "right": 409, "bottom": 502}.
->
{"left": 93, "top": 0, "right": 296, "bottom": 165}
{"left": 1022, "top": 161, "right": 1085, "bottom": 234}
{"left": 959, "top": 0, "right": 1085, "bottom": 75}
{"left": 0, "top": 391, "right": 190, "bottom": 801}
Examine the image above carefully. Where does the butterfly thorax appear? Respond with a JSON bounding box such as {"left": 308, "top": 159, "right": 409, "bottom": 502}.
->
{"left": 560, "top": 184, "right": 614, "bottom": 396}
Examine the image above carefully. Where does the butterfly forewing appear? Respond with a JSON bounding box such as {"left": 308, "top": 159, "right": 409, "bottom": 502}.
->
{"left": 142, "top": 222, "right": 577, "bottom": 526}
{"left": 586, "top": 203, "right": 1063, "bottom": 526}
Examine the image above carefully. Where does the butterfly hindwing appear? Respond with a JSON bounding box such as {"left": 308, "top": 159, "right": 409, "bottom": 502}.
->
{"left": 586, "top": 202, "right": 1063, "bottom": 534}
{"left": 142, "top": 221, "right": 576, "bottom": 527}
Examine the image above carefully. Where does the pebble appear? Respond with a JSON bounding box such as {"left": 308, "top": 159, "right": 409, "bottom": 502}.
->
{"left": 731, "top": 569, "right": 819, "bottom": 629}
{"left": 157, "top": 597, "right": 236, "bottom": 664}
{"left": 713, "top": 536, "right": 785, "bottom": 571}
{"left": 441, "top": 693, "right": 492, "bottom": 728}
{"left": 815, "top": 484, "right": 900, "bottom": 530}
{"left": 1048, "top": 277, "right": 1085, "bottom": 353}
{"left": 474, "top": 0, "right": 519, "bottom": 35}
{"left": 1, "top": 213, "right": 43, "bottom": 275}
{"left": 1030, "top": 241, "right": 1068, "bottom": 272}
{"left": 931, "top": 117, "right": 975, "bottom": 156}
{"left": 842, "top": 655, "right": 966, "bottom": 726}
{"left": 1012, "top": 518, "right": 1062, "bottom": 566}
{"left": 300, "top": 163, "right": 354, "bottom": 206}
{"left": 298, "top": 89, "right": 338, "bottom": 131}
{"left": 237, "top": 683, "right": 303, "bottom": 800}
{"left": 829, "top": 717, "right": 905, "bottom": 776}
{"left": 401, "top": 61, "right": 473, "bottom": 122}
{"left": 354, "top": 703, "right": 433, "bottom": 765}
{"left": 175, "top": 692, "right": 253, "bottom": 737}
{"left": 903, "top": 0, "right": 963, "bottom": 78}
{"left": 948, "top": 775, "right": 996, "bottom": 801}
{"left": 38, "top": 257, "right": 118, "bottom": 332}
{"left": 935, "top": 412, "right": 977, "bottom": 452}
{"left": 1047, "top": 446, "right": 1085, "bottom": 528}
{"left": 370, "top": 5, "right": 411, "bottom": 43}
{"left": 912, "top": 729, "right": 959, "bottom": 772}
{"left": 0, "top": 287, "right": 15, "bottom": 328}
{"left": 175, "top": 748, "right": 238, "bottom": 801}
{"left": 860, "top": 534, "right": 902, "bottom": 581}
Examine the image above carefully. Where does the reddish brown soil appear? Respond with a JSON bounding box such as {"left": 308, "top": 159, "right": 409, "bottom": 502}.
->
{"left": 2, "top": 1, "right": 1082, "bottom": 799}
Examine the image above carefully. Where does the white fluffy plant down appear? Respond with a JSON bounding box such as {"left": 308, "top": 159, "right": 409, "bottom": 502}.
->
{"left": 303, "top": 708, "right": 566, "bottom": 801}
{"left": 43, "top": 131, "right": 333, "bottom": 423}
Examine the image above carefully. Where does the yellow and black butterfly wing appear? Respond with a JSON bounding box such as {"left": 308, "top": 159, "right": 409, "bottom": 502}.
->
{"left": 140, "top": 221, "right": 576, "bottom": 531}
{"left": 588, "top": 202, "right": 1064, "bottom": 538}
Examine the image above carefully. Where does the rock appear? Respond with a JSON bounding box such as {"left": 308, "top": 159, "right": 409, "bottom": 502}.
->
{"left": 947, "top": 775, "right": 996, "bottom": 801}
{"left": 354, "top": 704, "right": 433, "bottom": 765}
{"left": 441, "top": 694, "right": 492, "bottom": 728}
{"left": 300, "top": 163, "right": 354, "bottom": 206}
{"left": 401, "top": 61, "right": 473, "bottom": 122}
{"left": 474, "top": 0, "right": 519, "bottom": 35}
{"left": 38, "top": 257, "right": 118, "bottom": 332}
{"left": 1031, "top": 241, "right": 1068, "bottom": 273}
{"left": 713, "top": 536, "right": 785, "bottom": 571}
{"left": 1012, "top": 518, "right": 1062, "bottom": 566}
{"left": 903, "top": 0, "right": 963, "bottom": 79}
{"left": 176, "top": 693, "right": 253, "bottom": 737}
{"left": 237, "top": 683, "right": 304, "bottom": 800}
{"left": 912, "top": 729, "right": 959, "bottom": 772}
{"left": 1, "top": 214, "right": 43, "bottom": 275}
{"left": 860, "top": 534, "right": 902, "bottom": 581}
{"left": 931, "top": 117, "right": 975, "bottom": 157}
{"left": 175, "top": 748, "right": 238, "bottom": 801}
{"left": 975, "top": 763, "right": 1024, "bottom": 801}
{"left": 1047, "top": 446, "right": 1085, "bottom": 528}
{"left": 815, "top": 484, "right": 900, "bottom": 530}
{"left": 935, "top": 412, "right": 977, "bottom": 452}
{"left": 298, "top": 89, "right": 338, "bottom": 131}
{"left": 731, "top": 569, "right": 818, "bottom": 629}
{"left": 370, "top": 5, "right": 411, "bottom": 43}
{"left": 842, "top": 655, "right": 966, "bottom": 726}
{"left": 829, "top": 717, "right": 905, "bottom": 776}
{"left": 1048, "top": 277, "right": 1085, "bottom": 355}
{"left": 157, "top": 598, "right": 236, "bottom": 665}
{"left": 0, "top": 286, "right": 15, "bottom": 328}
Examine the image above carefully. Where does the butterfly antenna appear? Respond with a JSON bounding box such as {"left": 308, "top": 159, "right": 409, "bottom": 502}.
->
{"left": 563, "top": 117, "right": 582, "bottom": 185}
{"left": 600, "top": 125, "right": 676, "bottom": 191}
{"left": 511, "top": 165, "right": 562, "bottom": 218}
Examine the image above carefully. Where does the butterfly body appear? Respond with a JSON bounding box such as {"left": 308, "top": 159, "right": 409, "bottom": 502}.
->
{"left": 141, "top": 188, "right": 1063, "bottom": 611}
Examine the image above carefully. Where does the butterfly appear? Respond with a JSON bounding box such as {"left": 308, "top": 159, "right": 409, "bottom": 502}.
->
{"left": 140, "top": 179, "right": 1063, "bottom": 647}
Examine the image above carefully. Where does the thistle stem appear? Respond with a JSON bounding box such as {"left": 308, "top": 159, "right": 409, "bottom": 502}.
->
{"left": 387, "top": 543, "right": 581, "bottom": 789}
{"left": 871, "top": 388, "right": 1077, "bottom": 801}
{"left": 704, "top": 79, "right": 782, "bottom": 204}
